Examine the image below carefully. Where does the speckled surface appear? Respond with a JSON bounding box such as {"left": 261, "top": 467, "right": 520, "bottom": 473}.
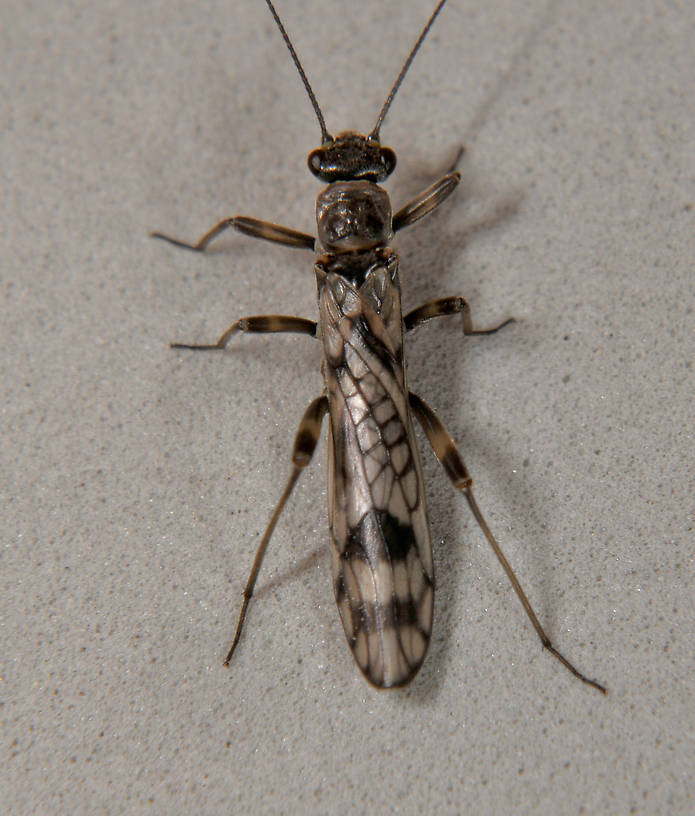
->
{"left": 2, "top": 0, "right": 693, "bottom": 813}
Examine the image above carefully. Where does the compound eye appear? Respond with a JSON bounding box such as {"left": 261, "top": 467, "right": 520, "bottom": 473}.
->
{"left": 308, "top": 149, "right": 324, "bottom": 177}
{"left": 380, "top": 147, "right": 396, "bottom": 177}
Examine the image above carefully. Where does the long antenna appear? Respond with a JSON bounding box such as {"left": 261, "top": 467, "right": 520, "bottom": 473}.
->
{"left": 263, "top": 0, "right": 331, "bottom": 143}
{"left": 369, "top": 0, "right": 449, "bottom": 140}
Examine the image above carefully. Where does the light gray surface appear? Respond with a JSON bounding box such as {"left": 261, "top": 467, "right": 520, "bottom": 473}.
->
{"left": 2, "top": 0, "right": 693, "bottom": 813}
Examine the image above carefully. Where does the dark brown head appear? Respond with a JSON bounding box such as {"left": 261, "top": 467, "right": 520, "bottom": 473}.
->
{"left": 308, "top": 132, "right": 396, "bottom": 183}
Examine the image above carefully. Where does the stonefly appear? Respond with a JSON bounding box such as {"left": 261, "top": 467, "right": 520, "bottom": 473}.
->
{"left": 152, "top": 0, "right": 606, "bottom": 692}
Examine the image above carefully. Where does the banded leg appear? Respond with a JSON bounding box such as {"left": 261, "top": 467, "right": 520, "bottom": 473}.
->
{"left": 404, "top": 296, "right": 515, "bottom": 335}
{"left": 393, "top": 172, "right": 462, "bottom": 232}
{"left": 171, "top": 315, "right": 317, "bottom": 350}
{"left": 224, "top": 395, "right": 328, "bottom": 666}
{"left": 151, "top": 216, "right": 315, "bottom": 252}
{"left": 408, "top": 391, "right": 606, "bottom": 694}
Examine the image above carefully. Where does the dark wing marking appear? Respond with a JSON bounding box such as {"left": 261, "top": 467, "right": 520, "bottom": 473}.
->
{"left": 318, "top": 253, "right": 434, "bottom": 687}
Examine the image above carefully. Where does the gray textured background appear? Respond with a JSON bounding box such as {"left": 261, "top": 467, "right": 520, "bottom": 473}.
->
{"left": 2, "top": 0, "right": 693, "bottom": 813}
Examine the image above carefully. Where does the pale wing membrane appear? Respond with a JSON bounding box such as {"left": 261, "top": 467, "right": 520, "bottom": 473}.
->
{"left": 319, "top": 253, "right": 434, "bottom": 687}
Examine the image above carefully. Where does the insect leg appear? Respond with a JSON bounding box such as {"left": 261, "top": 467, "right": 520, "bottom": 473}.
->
{"left": 404, "top": 296, "right": 515, "bottom": 335}
{"left": 448, "top": 145, "right": 465, "bottom": 173}
{"left": 151, "top": 216, "right": 315, "bottom": 252}
{"left": 224, "top": 394, "right": 328, "bottom": 666}
{"left": 171, "top": 315, "right": 317, "bottom": 350}
{"left": 393, "top": 172, "right": 462, "bottom": 232}
{"left": 408, "top": 391, "right": 607, "bottom": 694}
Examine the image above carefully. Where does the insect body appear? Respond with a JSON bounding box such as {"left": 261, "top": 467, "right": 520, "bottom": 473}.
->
{"left": 153, "top": 0, "right": 605, "bottom": 692}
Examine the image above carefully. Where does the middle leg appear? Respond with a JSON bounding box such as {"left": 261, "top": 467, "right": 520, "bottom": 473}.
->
{"left": 404, "top": 296, "right": 514, "bottom": 335}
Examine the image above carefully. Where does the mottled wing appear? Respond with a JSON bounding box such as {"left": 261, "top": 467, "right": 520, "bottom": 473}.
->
{"left": 317, "top": 250, "right": 434, "bottom": 688}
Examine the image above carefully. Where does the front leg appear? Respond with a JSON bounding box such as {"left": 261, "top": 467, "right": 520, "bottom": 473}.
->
{"left": 404, "top": 296, "right": 515, "bottom": 335}
{"left": 392, "top": 145, "right": 466, "bottom": 232}
{"left": 393, "top": 172, "right": 461, "bottom": 232}
{"left": 151, "top": 216, "right": 316, "bottom": 253}
{"left": 171, "top": 315, "right": 317, "bottom": 351}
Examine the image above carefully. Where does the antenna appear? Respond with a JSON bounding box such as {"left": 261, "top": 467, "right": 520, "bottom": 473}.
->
{"left": 369, "top": 0, "right": 449, "bottom": 140}
{"left": 263, "top": 0, "right": 331, "bottom": 143}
